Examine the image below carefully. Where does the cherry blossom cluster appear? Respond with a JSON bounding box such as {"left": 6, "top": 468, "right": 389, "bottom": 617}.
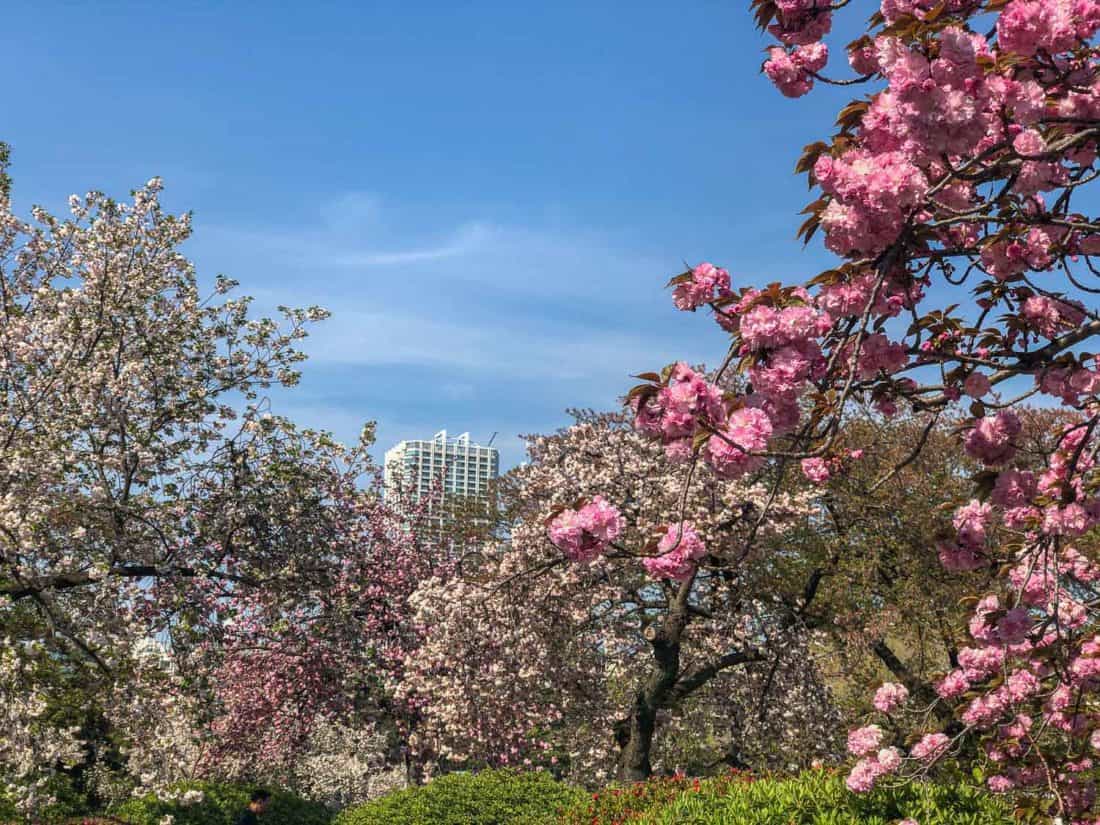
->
{"left": 0, "top": 643, "right": 85, "bottom": 814}
{"left": 630, "top": 362, "right": 730, "bottom": 463}
{"left": 547, "top": 495, "right": 625, "bottom": 562}
{"left": 284, "top": 722, "right": 407, "bottom": 809}
{"left": 671, "top": 261, "right": 732, "bottom": 310}
{"left": 769, "top": 0, "right": 832, "bottom": 45}
{"left": 764, "top": 43, "right": 829, "bottom": 98}
{"left": 800, "top": 448, "right": 863, "bottom": 484}
{"left": 635, "top": 271, "right": 915, "bottom": 471}
{"left": 845, "top": 723, "right": 902, "bottom": 793}
{"left": 642, "top": 522, "right": 708, "bottom": 582}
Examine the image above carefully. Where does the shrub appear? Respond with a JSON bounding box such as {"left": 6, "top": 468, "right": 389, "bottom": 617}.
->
{"left": 559, "top": 770, "right": 1014, "bottom": 825}
{"left": 110, "top": 781, "right": 331, "bottom": 825}
{"left": 333, "top": 769, "right": 582, "bottom": 825}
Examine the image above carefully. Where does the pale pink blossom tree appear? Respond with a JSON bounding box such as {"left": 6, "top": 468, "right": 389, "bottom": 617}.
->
{"left": 0, "top": 156, "right": 439, "bottom": 809}
{"left": 404, "top": 409, "right": 844, "bottom": 784}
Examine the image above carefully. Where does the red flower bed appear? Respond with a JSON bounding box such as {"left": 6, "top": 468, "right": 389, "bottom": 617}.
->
{"left": 558, "top": 770, "right": 756, "bottom": 825}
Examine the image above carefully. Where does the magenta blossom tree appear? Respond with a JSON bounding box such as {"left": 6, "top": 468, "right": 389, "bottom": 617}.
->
{"left": 193, "top": 421, "right": 452, "bottom": 786}
{"left": 550, "top": 1, "right": 1100, "bottom": 820}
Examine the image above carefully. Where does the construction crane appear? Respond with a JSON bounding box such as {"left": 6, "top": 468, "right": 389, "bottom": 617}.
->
{"left": 487, "top": 432, "right": 498, "bottom": 447}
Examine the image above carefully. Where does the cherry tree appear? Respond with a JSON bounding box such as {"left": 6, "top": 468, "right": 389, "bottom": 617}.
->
{"left": 0, "top": 640, "right": 85, "bottom": 816}
{"left": 555, "top": 0, "right": 1100, "bottom": 818}
{"left": 0, "top": 156, "right": 439, "bottom": 811}
{"left": 282, "top": 721, "right": 407, "bottom": 809}
{"left": 404, "top": 408, "right": 845, "bottom": 784}
{"left": 197, "top": 426, "right": 452, "bottom": 785}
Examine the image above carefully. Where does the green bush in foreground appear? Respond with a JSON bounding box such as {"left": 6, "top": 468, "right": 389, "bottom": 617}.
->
{"left": 110, "top": 781, "right": 331, "bottom": 825}
{"left": 333, "top": 769, "right": 582, "bottom": 825}
{"left": 598, "top": 770, "right": 1016, "bottom": 825}
{"left": 557, "top": 772, "right": 754, "bottom": 825}
{"left": 70, "top": 768, "right": 1017, "bottom": 825}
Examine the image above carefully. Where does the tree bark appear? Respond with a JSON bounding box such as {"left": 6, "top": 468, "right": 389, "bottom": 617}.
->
{"left": 614, "top": 579, "right": 691, "bottom": 782}
{"left": 612, "top": 564, "right": 768, "bottom": 782}
{"left": 615, "top": 695, "right": 661, "bottom": 782}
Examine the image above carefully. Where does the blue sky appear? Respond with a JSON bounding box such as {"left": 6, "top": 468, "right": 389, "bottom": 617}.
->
{"left": 5, "top": 1, "right": 861, "bottom": 468}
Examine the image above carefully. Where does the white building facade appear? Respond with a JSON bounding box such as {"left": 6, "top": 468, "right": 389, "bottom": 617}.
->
{"left": 383, "top": 430, "right": 500, "bottom": 504}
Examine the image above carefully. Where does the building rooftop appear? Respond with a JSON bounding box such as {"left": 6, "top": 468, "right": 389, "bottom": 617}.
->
{"left": 383, "top": 430, "right": 500, "bottom": 507}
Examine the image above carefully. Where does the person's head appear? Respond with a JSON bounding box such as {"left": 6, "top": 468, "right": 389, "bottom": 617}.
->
{"left": 249, "top": 789, "right": 272, "bottom": 814}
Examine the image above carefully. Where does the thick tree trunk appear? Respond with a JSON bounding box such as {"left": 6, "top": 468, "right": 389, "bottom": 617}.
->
{"left": 614, "top": 582, "right": 692, "bottom": 782}
{"left": 611, "top": 574, "right": 765, "bottom": 781}
{"left": 615, "top": 698, "right": 660, "bottom": 782}
{"left": 404, "top": 750, "right": 425, "bottom": 787}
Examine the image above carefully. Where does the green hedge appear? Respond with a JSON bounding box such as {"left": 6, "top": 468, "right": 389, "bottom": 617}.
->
{"left": 9, "top": 769, "right": 1015, "bottom": 825}
{"left": 110, "top": 781, "right": 331, "bottom": 825}
{"left": 333, "top": 769, "right": 582, "bottom": 825}
{"left": 562, "top": 770, "right": 1014, "bottom": 825}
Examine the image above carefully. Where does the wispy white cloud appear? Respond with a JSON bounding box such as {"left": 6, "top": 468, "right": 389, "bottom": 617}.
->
{"left": 188, "top": 192, "right": 721, "bottom": 467}
{"left": 323, "top": 221, "right": 495, "bottom": 267}
{"left": 302, "top": 307, "right": 684, "bottom": 375}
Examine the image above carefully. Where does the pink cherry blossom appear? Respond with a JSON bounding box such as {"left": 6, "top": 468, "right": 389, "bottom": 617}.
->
{"left": 963, "top": 371, "right": 992, "bottom": 398}
{"left": 872, "top": 682, "right": 909, "bottom": 713}
{"left": 672, "top": 262, "right": 731, "bottom": 311}
{"left": 997, "top": 0, "right": 1079, "bottom": 56}
{"left": 642, "top": 522, "right": 708, "bottom": 581}
{"left": 964, "top": 410, "right": 1021, "bottom": 465}
{"left": 801, "top": 456, "right": 831, "bottom": 483}
{"left": 847, "top": 724, "right": 884, "bottom": 757}
{"left": 911, "top": 732, "right": 951, "bottom": 761}
{"left": 703, "top": 405, "right": 773, "bottom": 479}
{"left": 548, "top": 495, "right": 625, "bottom": 562}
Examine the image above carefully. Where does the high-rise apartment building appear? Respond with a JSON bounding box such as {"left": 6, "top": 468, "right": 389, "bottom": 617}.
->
{"left": 383, "top": 430, "right": 500, "bottom": 504}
